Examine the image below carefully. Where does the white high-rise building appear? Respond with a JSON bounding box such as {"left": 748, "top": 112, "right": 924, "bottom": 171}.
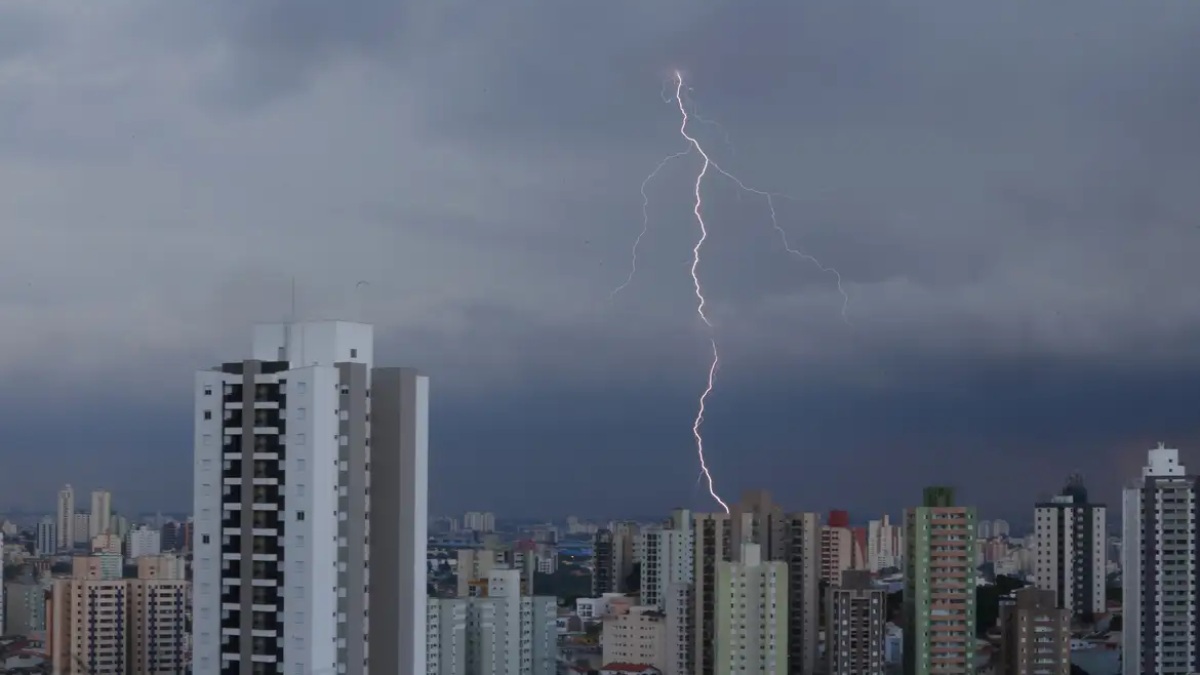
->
{"left": 1122, "top": 444, "right": 1200, "bottom": 675}
{"left": 57, "top": 484, "right": 74, "bottom": 550}
{"left": 640, "top": 509, "right": 694, "bottom": 675}
{"left": 1033, "top": 474, "right": 1106, "bottom": 617}
{"left": 463, "top": 511, "right": 496, "bottom": 533}
{"left": 192, "top": 321, "right": 428, "bottom": 675}
{"left": 426, "top": 568, "right": 557, "bottom": 675}
{"left": 72, "top": 512, "right": 90, "bottom": 545}
{"left": 36, "top": 517, "right": 56, "bottom": 556}
{"left": 866, "top": 515, "right": 903, "bottom": 572}
{"left": 714, "top": 542, "right": 788, "bottom": 675}
{"left": 90, "top": 489, "right": 112, "bottom": 537}
{"left": 126, "top": 525, "right": 162, "bottom": 559}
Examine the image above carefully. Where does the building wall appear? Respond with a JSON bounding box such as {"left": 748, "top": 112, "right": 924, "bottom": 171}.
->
{"left": 903, "top": 487, "right": 977, "bottom": 675}
{"left": 998, "top": 587, "right": 1069, "bottom": 675}
{"left": 602, "top": 606, "right": 668, "bottom": 669}
{"left": 825, "top": 572, "right": 885, "bottom": 675}
{"left": 714, "top": 543, "right": 788, "bottom": 675}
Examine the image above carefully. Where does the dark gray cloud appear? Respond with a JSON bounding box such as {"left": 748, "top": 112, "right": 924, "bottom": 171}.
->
{"left": 1, "top": 0, "right": 1199, "bottom": 521}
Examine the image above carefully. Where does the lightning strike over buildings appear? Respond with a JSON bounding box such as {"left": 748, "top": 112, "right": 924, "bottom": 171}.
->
{"left": 648, "top": 71, "right": 850, "bottom": 514}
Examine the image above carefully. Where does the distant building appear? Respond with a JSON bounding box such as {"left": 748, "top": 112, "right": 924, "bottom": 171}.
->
{"left": 126, "top": 525, "right": 162, "bottom": 559}
{"left": 1122, "top": 444, "right": 1200, "bottom": 674}
{"left": 602, "top": 605, "right": 668, "bottom": 670}
{"left": 903, "top": 486, "right": 977, "bottom": 675}
{"left": 56, "top": 485, "right": 74, "bottom": 550}
{"left": 89, "top": 489, "right": 112, "bottom": 538}
{"left": 463, "top": 511, "right": 496, "bottom": 533}
{"left": 997, "top": 587, "right": 1069, "bottom": 675}
{"left": 4, "top": 578, "right": 50, "bottom": 634}
{"left": 825, "top": 570, "right": 886, "bottom": 675}
{"left": 71, "top": 512, "right": 90, "bottom": 546}
{"left": 426, "top": 568, "right": 556, "bottom": 674}
{"left": 1033, "top": 474, "right": 1106, "bottom": 617}
{"left": 821, "top": 510, "right": 855, "bottom": 584}
{"left": 49, "top": 556, "right": 189, "bottom": 675}
{"left": 35, "top": 518, "right": 55, "bottom": 557}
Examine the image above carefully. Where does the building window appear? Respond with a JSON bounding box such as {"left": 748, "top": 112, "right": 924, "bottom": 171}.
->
{"left": 203, "top": 410, "right": 212, "bottom": 420}
{"left": 204, "top": 386, "right": 212, "bottom": 396}
{"left": 350, "top": 349, "right": 358, "bottom": 358}
{"left": 202, "top": 535, "right": 210, "bottom": 544}
{"left": 297, "top": 511, "right": 305, "bottom": 521}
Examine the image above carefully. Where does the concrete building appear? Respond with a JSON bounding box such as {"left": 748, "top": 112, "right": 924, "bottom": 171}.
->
{"left": 127, "top": 525, "right": 162, "bottom": 559}
{"left": 458, "top": 547, "right": 535, "bottom": 598}
{"left": 36, "top": 518, "right": 56, "bottom": 557}
{"left": 1033, "top": 474, "right": 1106, "bottom": 617}
{"left": 72, "top": 512, "right": 90, "bottom": 545}
{"left": 463, "top": 511, "right": 495, "bottom": 533}
{"left": 426, "top": 568, "right": 556, "bottom": 675}
{"left": 4, "top": 579, "right": 50, "bottom": 634}
{"left": 49, "top": 557, "right": 189, "bottom": 675}
{"left": 602, "top": 605, "right": 668, "bottom": 670}
{"left": 137, "top": 554, "right": 187, "bottom": 581}
{"left": 57, "top": 485, "right": 74, "bottom": 551}
{"left": 192, "top": 321, "right": 429, "bottom": 675}
{"left": 593, "top": 523, "right": 638, "bottom": 596}
{"left": 714, "top": 542, "right": 788, "bottom": 675}
{"left": 825, "top": 570, "right": 886, "bottom": 675}
{"left": 903, "top": 486, "right": 977, "bottom": 675}
{"left": 866, "top": 515, "right": 904, "bottom": 573}
{"left": 90, "top": 489, "right": 112, "bottom": 538}
{"left": 820, "top": 511, "right": 855, "bottom": 584}
{"left": 997, "top": 587, "right": 1069, "bottom": 675}
{"left": 1122, "top": 444, "right": 1200, "bottom": 675}
{"left": 694, "top": 495, "right": 820, "bottom": 675}
{"left": 639, "top": 509, "right": 693, "bottom": 675}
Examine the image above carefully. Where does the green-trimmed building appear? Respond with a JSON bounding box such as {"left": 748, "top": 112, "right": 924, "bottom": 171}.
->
{"left": 903, "top": 486, "right": 977, "bottom": 675}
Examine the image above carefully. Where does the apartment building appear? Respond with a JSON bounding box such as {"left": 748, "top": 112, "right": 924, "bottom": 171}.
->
{"left": 192, "top": 321, "right": 429, "bottom": 675}
{"left": 1121, "top": 444, "right": 1200, "bottom": 675}
{"left": 1033, "top": 474, "right": 1106, "bottom": 617}
{"left": 997, "top": 587, "right": 1069, "bottom": 675}
{"left": 48, "top": 556, "right": 189, "bottom": 675}
{"left": 903, "top": 486, "right": 977, "bottom": 675}
{"left": 714, "top": 542, "right": 788, "bottom": 674}
{"left": 825, "top": 570, "right": 886, "bottom": 675}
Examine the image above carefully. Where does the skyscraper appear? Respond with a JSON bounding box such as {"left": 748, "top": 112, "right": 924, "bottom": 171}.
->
{"left": 36, "top": 517, "right": 56, "bottom": 557}
{"left": 56, "top": 484, "right": 74, "bottom": 550}
{"left": 1122, "top": 444, "right": 1200, "bottom": 675}
{"left": 90, "top": 489, "right": 112, "bottom": 538}
{"left": 192, "top": 321, "right": 428, "bottom": 675}
{"left": 903, "top": 486, "right": 977, "bottom": 675}
{"left": 1033, "top": 473, "right": 1106, "bottom": 617}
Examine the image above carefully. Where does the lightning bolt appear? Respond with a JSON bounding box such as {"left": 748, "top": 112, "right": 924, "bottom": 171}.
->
{"left": 611, "top": 149, "right": 690, "bottom": 298}
{"left": 669, "top": 70, "right": 850, "bottom": 514}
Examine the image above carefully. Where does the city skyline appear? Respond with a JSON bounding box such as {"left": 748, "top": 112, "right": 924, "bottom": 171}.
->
{"left": 2, "top": 1, "right": 1200, "bottom": 518}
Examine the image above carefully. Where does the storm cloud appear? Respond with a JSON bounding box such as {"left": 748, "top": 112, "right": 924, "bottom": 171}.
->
{"left": 1, "top": 0, "right": 1199, "bottom": 522}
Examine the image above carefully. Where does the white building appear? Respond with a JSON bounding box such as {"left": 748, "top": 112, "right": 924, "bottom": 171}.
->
{"left": 866, "top": 515, "right": 903, "bottom": 572}
{"left": 56, "top": 485, "right": 74, "bottom": 550}
{"left": 36, "top": 518, "right": 56, "bottom": 556}
{"left": 1033, "top": 474, "right": 1106, "bottom": 617}
{"left": 72, "top": 512, "right": 90, "bottom": 545}
{"left": 192, "top": 321, "right": 428, "bottom": 675}
{"left": 640, "top": 509, "right": 693, "bottom": 610}
{"left": 126, "top": 525, "right": 162, "bottom": 559}
{"left": 463, "top": 511, "right": 496, "bottom": 533}
{"left": 426, "top": 568, "right": 557, "bottom": 675}
{"left": 1122, "top": 444, "right": 1200, "bottom": 675}
{"left": 90, "top": 489, "right": 112, "bottom": 537}
{"left": 715, "top": 542, "right": 788, "bottom": 675}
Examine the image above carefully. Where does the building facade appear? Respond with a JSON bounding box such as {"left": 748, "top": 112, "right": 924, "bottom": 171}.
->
{"left": 1033, "top": 474, "right": 1106, "bottom": 617}
{"left": 192, "top": 321, "right": 428, "bottom": 675}
{"left": 1121, "top": 444, "right": 1200, "bottom": 675}
{"left": 91, "top": 489, "right": 113, "bottom": 538}
{"left": 825, "top": 570, "right": 885, "bottom": 675}
{"left": 714, "top": 543, "right": 788, "bottom": 675}
{"left": 903, "top": 486, "right": 977, "bottom": 675}
{"left": 997, "top": 587, "right": 1069, "bottom": 675}
{"left": 57, "top": 485, "right": 74, "bottom": 550}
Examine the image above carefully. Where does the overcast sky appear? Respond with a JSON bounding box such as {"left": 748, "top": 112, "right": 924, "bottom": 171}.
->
{"left": 2, "top": 0, "right": 1199, "bottom": 523}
